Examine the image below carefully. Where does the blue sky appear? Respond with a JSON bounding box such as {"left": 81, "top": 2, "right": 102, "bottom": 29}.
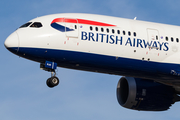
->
{"left": 1, "top": 0, "right": 180, "bottom": 119}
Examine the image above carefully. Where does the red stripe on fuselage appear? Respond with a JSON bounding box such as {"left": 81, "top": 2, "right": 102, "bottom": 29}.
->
{"left": 51, "top": 18, "right": 65, "bottom": 23}
{"left": 51, "top": 18, "right": 116, "bottom": 27}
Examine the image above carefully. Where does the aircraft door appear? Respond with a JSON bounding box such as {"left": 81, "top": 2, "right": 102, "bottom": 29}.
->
{"left": 65, "top": 18, "right": 79, "bottom": 38}
{"left": 147, "top": 29, "right": 160, "bottom": 42}
{"left": 146, "top": 28, "right": 160, "bottom": 61}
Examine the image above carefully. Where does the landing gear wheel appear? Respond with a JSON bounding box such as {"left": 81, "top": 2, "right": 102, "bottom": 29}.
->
{"left": 46, "top": 76, "right": 59, "bottom": 88}
{"left": 46, "top": 78, "right": 53, "bottom": 88}
{"left": 50, "top": 76, "right": 59, "bottom": 86}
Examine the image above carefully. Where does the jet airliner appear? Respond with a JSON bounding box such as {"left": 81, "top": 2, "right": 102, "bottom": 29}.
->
{"left": 4, "top": 13, "right": 180, "bottom": 111}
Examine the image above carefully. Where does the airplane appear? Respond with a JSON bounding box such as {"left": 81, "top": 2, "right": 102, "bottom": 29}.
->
{"left": 4, "top": 13, "right": 180, "bottom": 111}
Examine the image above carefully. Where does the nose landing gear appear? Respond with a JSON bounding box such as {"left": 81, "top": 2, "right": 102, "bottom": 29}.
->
{"left": 40, "top": 61, "right": 59, "bottom": 88}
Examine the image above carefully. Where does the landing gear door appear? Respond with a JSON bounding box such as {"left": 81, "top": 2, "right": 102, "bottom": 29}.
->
{"left": 65, "top": 18, "right": 79, "bottom": 38}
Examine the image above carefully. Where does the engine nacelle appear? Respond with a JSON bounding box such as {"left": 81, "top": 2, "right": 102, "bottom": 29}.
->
{"left": 117, "top": 77, "right": 179, "bottom": 111}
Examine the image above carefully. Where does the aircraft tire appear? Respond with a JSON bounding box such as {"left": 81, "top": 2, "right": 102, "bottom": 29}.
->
{"left": 46, "top": 76, "right": 59, "bottom": 88}
{"left": 46, "top": 78, "right": 54, "bottom": 88}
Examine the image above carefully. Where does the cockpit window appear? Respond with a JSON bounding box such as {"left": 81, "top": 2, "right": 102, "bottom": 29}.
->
{"left": 19, "top": 22, "right": 32, "bottom": 28}
{"left": 30, "top": 22, "right": 43, "bottom": 28}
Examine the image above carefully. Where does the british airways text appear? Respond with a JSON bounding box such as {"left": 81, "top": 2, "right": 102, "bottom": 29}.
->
{"left": 81, "top": 31, "right": 169, "bottom": 51}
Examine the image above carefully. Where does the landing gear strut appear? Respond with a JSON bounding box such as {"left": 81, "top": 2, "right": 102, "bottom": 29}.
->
{"left": 40, "top": 61, "right": 59, "bottom": 88}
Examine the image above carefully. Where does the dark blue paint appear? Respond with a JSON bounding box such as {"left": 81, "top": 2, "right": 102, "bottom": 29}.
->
{"left": 7, "top": 47, "right": 180, "bottom": 85}
{"left": 51, "top": 23, "right": 74, "bottom": 32}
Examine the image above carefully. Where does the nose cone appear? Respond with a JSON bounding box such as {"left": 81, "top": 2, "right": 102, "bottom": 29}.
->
{"left": 4, "top": 32, "right": 19, "bottom": 54}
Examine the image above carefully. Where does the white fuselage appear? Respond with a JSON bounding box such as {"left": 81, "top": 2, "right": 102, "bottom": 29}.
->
{"left": 4, "top": 13, "right": 180, "bottom": 86}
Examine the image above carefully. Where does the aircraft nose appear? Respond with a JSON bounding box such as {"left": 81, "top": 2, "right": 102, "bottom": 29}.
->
{"left": 4, "top": 32, "right": 19, "bottom": 54}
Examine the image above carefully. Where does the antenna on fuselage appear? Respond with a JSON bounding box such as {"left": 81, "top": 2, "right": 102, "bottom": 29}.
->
{"left": 134, "top": 17, "right": 137, "bottom": 20}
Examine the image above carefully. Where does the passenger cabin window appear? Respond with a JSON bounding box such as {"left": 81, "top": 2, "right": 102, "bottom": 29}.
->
{"left": 30, "top": 22, "right": 43, "bottom": 28}
{"left": 112, "top": 29, "right": 115, "bottom": 34}
{"left": 117, "top": 30, "right": 120, "bottom": 34}
{"left": 134, "top": 32, "right": 136, "bottom": 37}
{"left": 106, "top": 28, "right": 109, "bottom": 33}
{"left": 156, "top": 36, "right": 158, "bottom": 40}
{"left": 171, "top": 37, "right": 174, "bottom": 42}
{"left": 19, "top": 22, "right": 32, "bottom": 28}
{"left": 101, "top": 28, "right": 104, "bottom": 32}
{"left": 95, "top": 27, "right": 98, "bottom": 31}
{"left": 177, "top": 38, "right": 179, "bottom": 43}
{"left": 90, "top": 26, "right": 93, "bottom": 31}
{"left": 128, "top": 31, "right": 131, "bottom": 36}
{"left": 166, "top": 37, "right": 168, "bottom": 41}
